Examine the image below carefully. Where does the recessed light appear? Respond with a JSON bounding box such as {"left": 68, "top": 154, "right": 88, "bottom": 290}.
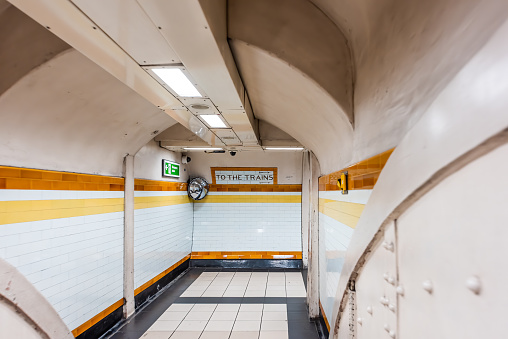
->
{"left": 151, "top": 68, "right": 202, "bottom": 97}
{"left": 264, "top": 147, "right": 305, "bottom": 150}
{"left": 200, "top": 115, "right": 227, "bottom": 128}
{"left": 183, "top": 147, "right": 223, "bottom": 151}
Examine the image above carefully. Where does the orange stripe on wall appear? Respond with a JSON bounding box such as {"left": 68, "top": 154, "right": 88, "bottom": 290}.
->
{"left": 319, "top": 149, "right": 394, "bottom": 191}
{"left": 71, "top": 299, "right": 124, "bottom": 337}
{"left": 191, "top": 251, "right": 302, "bottom": 260}
{"left": 320, "top": 301, "right": 331, "bottom": 332}
{"left": 134, "top": 179, "right": 187, "bottom": 191}
{"left": 0, "top": 166, "right": 189, "bottom": 191}
{"left": 0, "top": 166, "right": 124, "bottom": 191}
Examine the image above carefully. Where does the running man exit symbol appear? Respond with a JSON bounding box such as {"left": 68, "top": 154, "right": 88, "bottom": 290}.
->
{"left": 162, "top": 160, "right": 180, "bottom": 178}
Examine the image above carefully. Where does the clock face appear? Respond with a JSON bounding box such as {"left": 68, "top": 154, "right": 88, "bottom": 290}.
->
{"left": 188, "top": 177, "right": 209, "bottom": 200}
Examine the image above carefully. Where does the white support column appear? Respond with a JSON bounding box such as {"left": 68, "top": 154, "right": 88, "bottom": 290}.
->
{"left": 123, "top": 155, "right": 135, "bottom": 318}
{"left": 301, "top": 151, "right": 310, "bottom": 268}
{"left": 307, "top": 152, "right": 320, "bottom": 318}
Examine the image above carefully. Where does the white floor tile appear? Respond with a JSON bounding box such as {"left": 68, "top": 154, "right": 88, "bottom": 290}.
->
{"left": 180, "top": 290, "right": 204, "bottom": 297}
{"left": 203, "top": 320, "right": 235, "bottom": 332}
{"left": 184, "top": 311, "right": 213, "bottom": 321}
{"left": 169, "top": 332, "right": 201, "bottom": 339}
{"left": 176, "top": 320, "right": 208, "bottom": 332}
{"left": 259, "top": 331, "right": 288, "bottom": 339}
{"left": 199, "top": 332, "right": 231, "bottom": 339}
{"left": 141, "top": 332, "right": 173, "bottom": 339}
{"left": 215, "top": 304, "right": 240, "bottom": 312}
{"left": 262, "top": 304, "right": 286, "bottom": 312}
{"left": 207, "top": 285, "right": 229, "bottom": 290}
{"left": 158, "top": 312, "right": 188, "bottom": 321}
{"left": 260, "top": 321, "right": 288, "bottom": 331}
{"left": 262, "top": 312, "right": 287, "bottom": 321}
{"left": 148, "top": 321, "right": 181, "bottom": 332}
{"left": 191, "top": 304, "right": 217, "bottom": 312}
{"left": 223, "top": 290, "right": 245, "bottom": 297}
{"left": 202, "top": 290, "right": 225, "bottom": 297}
{"left": 244, "top": 290, "right": 265, "bottom": 297}
{"left": 229, "top": 331, "right": 260, "bottom": 339}
{"left": 265, "top": 285, "right": 285, "bottom": 291}
{"left": 288, "top": 286, "right": 305, "bottom": 290}
{"left": 239, "top": 304, "right": 263, "bottom": 312}
{"left": 210, "top": 311, "right": 238, "bottom": 321}
{"left": 227, "top": 285, "right": 248, "bottom": 290}
{"left": 232, "top": 320, "right": 261, "bottom": 332}
{"left": 166, "top": 304, "right": 194, "bottom": 312}
{"left": 235, "top": 311, "right": 262, "bottom": 321}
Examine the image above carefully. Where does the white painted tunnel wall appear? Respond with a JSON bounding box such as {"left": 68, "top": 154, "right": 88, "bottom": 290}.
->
{"left": 331, "top": 17, "right": 508, "bottom": 338}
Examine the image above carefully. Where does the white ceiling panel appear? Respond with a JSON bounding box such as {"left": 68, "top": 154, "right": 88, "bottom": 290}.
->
{"left": 71, "top": 0, "right": 181, "bottom": 65}
{"left": 211, "top": 128, "right": 241, "bottom": 145}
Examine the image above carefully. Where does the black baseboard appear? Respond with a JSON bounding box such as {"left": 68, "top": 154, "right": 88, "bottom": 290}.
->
{"left": 76, "top": 305, "right": 123, "bottom": 339}
{"left": 135, "top": 258, "right": 190, "bottom": 308}
{"left": 315, "top": 309, "right": 330, "bottom": 339}
{"left": 190, "top": 259, "right": 303, "bottom": 269}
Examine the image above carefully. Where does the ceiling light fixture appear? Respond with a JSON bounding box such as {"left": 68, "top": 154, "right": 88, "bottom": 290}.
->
{"left": 151, "top": 68, "right": 202, "bottom": 97}
{"left": 183, "top": 147, "right": 223, "bottom": 151}
{"left": 199, "top": 115, "right": 227, "bottom": 128}
{"left": 264, "top": 147, "right": 305, "bottom": 150}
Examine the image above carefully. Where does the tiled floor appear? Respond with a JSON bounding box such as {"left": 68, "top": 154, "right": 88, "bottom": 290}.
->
{"left": 108, "top": 268, "right": 319, "bottom": 339}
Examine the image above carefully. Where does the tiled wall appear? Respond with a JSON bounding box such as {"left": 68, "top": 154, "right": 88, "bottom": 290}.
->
{"left": 133, "top": 181, "right": 193, "bottom": 294}
{"left": 192, "top": 188, "right": 302, "bottom": 254}
{"left": 0, "top": 167, "right": 124, "bottom": 334}
{"left": 317, "top": 149, "right": 393, "bottom": 329}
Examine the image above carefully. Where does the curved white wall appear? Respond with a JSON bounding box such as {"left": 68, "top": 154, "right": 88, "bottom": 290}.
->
{"left": 329, "top": 17, "right": 508, "bottom": 338}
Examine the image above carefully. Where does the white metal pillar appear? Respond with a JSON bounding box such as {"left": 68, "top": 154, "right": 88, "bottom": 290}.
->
{"left": 301, "top": 151, "right": 310, "bottom": 268}
{"left": 307, "top": 152, "right": 320, "bottom": 318}
{"left": 123, "top": 155, "right": 135, "bottom": 318}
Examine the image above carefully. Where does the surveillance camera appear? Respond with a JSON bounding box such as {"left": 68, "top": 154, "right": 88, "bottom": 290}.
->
{"left": 181, "top": 155, "right": 191, "bottom": 164}
{"left": 229, "top": 151, "right": 237, "bottom": 156}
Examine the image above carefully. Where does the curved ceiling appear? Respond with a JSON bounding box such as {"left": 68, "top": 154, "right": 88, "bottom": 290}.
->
{"left": 309, "top": 0, "right": 508, "bottom": 161}
{"left": 3, "top": 0, "right": 508, "bottom": 177}
{"left": 0, "top": 48, "right": 177, "bottom": 176}
{"left": 228, "top": 0, "right": 354, "bottom": 122}
{"left": 230, "top": 41, "right": 353, "bottom": 174}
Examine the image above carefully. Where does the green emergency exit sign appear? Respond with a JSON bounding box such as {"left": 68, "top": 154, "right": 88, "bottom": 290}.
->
{"left": 162, "top": 160, "right": 180, "bottom": 178}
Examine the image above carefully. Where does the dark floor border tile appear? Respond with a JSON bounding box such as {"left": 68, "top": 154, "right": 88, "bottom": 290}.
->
{"left": 190, "top": 259, "right": 303, "bottom": 269}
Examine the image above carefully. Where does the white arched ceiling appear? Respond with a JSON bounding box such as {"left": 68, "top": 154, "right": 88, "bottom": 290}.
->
{"left": 0, "top": 49, "right": 177, "bottom": 176}
{"left": 228, "top": 0, "right": 354, "bottom": 123}
{"left": 228, "top": 0, "right": 508, "bottom": 173}
{"left": 229, "top": 41, "right": 353, "bottom": 174}
{"left": 310, "top": 0, "right": 508, "bottom": 162}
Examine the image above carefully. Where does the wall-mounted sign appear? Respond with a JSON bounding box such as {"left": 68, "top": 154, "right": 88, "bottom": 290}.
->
{"left": 162, "top": 160, "right": 180, "bottom": 178}
{"left": 211, "top": 167, "right": 277, "bottom": 185}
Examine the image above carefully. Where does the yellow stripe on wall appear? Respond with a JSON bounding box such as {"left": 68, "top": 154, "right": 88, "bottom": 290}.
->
{"left": 0, "top": 198, "right": 124, "bottom": 225}
{"left": 194, "top": 195, "right": 301, "bottom": 204}
{"left": 134, "top": 195, "right": 191, "bottom": 209}
{"left": 318, "top": 198, "right": 365, "bottom": 229}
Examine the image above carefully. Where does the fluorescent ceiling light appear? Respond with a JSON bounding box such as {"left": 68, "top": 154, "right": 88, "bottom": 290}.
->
{"left": 183, "top": 147, "right": 223, "bottom": 151}
{"left": 152, "top": 68, "right": 202, "bottom": 97}
{"left": 200, "top": 114, "right": 227, "bottom": 128}
{"left": 265, "top": 147, "right": 304, "bottom": 150}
